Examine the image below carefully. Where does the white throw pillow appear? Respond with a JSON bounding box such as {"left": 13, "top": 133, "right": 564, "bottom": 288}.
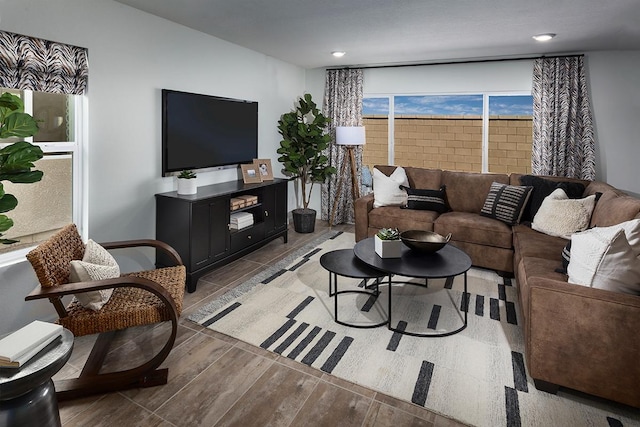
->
{"left": 373, "top": 167, "right": 409, "bottom": 208}
{"left": 69, "top": 239, "right": 119, "bottom": 311}
{"left": 568, "top": 228, "right": 640, "bottom": 295}
{"left": 588, "top": 218, "right": 640, "bottom": 257}
{"left": 531, "top": 188, "right": 596, "bottom": 238}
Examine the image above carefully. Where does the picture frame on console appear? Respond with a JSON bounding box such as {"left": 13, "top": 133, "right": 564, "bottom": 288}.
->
{"left": 241, "top": 163, "right": 263, "bottom": 184}
{"left": 253, "top": 159, "right": 273, "bottom": 181}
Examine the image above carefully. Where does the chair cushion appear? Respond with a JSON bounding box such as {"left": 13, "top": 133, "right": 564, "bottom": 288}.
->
{"left": 60, "top": 265, "right": 186, "bottom": 336}
{"left": 69, "top": 239, "right": 119, "bottom": 311}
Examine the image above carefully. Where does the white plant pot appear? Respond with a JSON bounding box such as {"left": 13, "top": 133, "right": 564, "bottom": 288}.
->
{"left": 177, "top": 177, "right": 197, "bottom": 195}
{"left": 375, "top": 235, "right": 402, "bottom": 258}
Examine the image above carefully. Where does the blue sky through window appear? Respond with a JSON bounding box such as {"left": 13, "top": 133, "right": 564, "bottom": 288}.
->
{"left": 363, "top": 95, "right": 533, "bottom": 116}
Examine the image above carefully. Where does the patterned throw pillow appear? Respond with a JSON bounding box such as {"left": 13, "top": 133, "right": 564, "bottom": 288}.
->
{"left": 69, "top": 239, "right": 120, "bottom": 311}
{"left": 556, "top": 240, "right": 572, "bottom": 275}
{"left": 400, "top": 185, "right": 448, "bottom": 213}
{"left": 480, "top": 182, "right": 533, "bottom": 225}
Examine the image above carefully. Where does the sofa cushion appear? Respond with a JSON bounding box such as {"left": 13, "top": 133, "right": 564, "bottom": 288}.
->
{"left": 369, "top": 206, "right": 438, "bottom": 232}
{"left": 405, "top": 167, "right": 442, "bottom": 190}
{"left": 435, "top": 211, "right": 512, "bottom": 249}
{"left": 519, "top": 175, "right": 586, "bottom": 222}
{"left": 568, "top": 227, "right": 640, "bottom": 295}
{"left": 400, "top": 185, "right": 448, "bottom": 213}
{"left": 480, "top": 182, "right": 533, "bottom": 225}
{"left": 373, "top": 166, "right": 409, "bottom": 208}
{"left": 513, "top": 224, "right": 568, "bottom": 262}
{"left": 441, "top": 170, "right": 509, "bottom": 213}
{"left": 589, "top": 190, "right": 640, "bottom": 228}
{"left": 532, "top": 189, "right": 596, "bottom": 239}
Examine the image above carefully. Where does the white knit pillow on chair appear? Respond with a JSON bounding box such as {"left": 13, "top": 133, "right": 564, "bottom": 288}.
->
{"left": 69, "top": 239, "right": 120, "bottom": 311}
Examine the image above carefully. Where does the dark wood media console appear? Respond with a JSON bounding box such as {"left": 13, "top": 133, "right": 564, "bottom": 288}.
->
{"left": 156, "top": 178, "right": 288, "bottom": 292}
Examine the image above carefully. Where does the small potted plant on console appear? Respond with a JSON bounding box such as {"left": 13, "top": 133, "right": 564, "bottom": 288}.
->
{"left": 177, "top": 169, "right": 197, "bottom": 195}
{"left": 375, "top": 228, "right": 402, "bottom": 258}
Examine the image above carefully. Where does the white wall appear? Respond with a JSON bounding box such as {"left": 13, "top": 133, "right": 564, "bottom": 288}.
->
{"left": 0, "top": 0, "right": 306, "bottom": 334}
{"left": 586, "top": 51, "right": 640, "bottom": 196}
{"left": 362, "top": 60, "right": 534, "bottom": 94}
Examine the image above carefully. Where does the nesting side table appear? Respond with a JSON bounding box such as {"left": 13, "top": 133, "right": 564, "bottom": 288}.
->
{"left": 319, "top": 248, "right": 389, "bottom": 328}
{"left": 0, "top": 328, "right": 74, "bottom": 427}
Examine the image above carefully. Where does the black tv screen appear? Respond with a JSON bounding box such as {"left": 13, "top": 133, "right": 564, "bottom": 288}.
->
{"left": 162, "top": 89, "right": 258, "bottom": 175}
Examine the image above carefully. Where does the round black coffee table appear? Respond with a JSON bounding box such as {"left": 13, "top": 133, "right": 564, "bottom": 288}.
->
{"left": 354, "top": 237, "right": 472, "bottom": 337}
{"left": 319, "top": 249, "right": 389, "bottom": 328}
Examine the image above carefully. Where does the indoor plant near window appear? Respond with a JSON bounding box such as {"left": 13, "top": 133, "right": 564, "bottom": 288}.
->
{"left": 177, "top": 169, "right": 197, "bottom": 195}
{"left": 0, "top": 92, "right": 43, "bottom": 244}
{"left": 375, "top": 228, "right": 402, "bottom": 258}
{"left": 277, "top": 94, "right": 336, "bottom": 233}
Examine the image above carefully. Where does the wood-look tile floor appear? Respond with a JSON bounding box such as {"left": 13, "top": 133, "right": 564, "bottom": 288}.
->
{"left": 55, "top": 222, "right": 468, "bottom": 427}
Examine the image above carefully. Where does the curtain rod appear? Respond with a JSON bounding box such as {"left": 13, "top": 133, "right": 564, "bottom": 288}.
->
{"left": 327, "top": 53, "right": 584, "bottom": 70}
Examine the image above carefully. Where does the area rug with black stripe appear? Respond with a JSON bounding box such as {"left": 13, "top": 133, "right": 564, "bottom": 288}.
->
{"left": 189, "top": 231, "right": 639, "bottom": 427}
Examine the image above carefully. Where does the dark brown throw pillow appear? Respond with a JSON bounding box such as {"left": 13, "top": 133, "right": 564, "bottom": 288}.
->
{"left": 519, "top": 175, "right": 586, "bottom": 223}
{"left": 400, "top": 185, "right": 448, "bottom": 213}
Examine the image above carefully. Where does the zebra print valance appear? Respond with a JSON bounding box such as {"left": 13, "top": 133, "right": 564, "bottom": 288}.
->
{"left": 0, "top": 31, "right": 88, "bottom": 95}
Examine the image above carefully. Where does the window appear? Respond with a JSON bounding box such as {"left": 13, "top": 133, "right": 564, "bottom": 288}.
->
{"left": 0, "top": 89, "right": 85, "bottom": 259}
{"left": 362, "top": 94, "right": 532, "bottom": 174}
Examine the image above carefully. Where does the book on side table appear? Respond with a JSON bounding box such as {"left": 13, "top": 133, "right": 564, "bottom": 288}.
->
{"left": 0, "top": 320, "right": 63, "bottom": 368}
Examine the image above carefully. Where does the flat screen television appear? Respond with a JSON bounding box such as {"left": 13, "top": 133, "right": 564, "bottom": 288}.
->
{"left": 162, "top": 89, "right": 258, "bottom": 176}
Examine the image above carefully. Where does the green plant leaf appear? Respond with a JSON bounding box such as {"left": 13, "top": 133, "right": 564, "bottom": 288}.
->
{"left": 0, "top": 141, "right": 44, "bottom": 176}
{"left": 0, "top": 215, "right": 14, "bottom": 233}
{"left": 0, "top": 194, "right": 18, "bottom": 213}
{"left": 0, "top": 111, "right": 39, "bottom": 138}
{"left": 0, "top": 170, "right": 44, "bottom": 183}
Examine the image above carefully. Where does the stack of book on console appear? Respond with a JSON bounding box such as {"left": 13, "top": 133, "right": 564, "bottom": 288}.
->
{"left": 230, "top": 197, "right": 245, "bottom": 211}
{"left": 237, "top": 195, "right": 258, "bottom": 207}
{"left": 230, "top": 212, "right": 254, "bottom": 230}
{"left": 0, "top": 320, "right": 63, "bottom": 369}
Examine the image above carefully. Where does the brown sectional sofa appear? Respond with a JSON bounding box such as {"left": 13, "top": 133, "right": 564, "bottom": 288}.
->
{"left": 354, "top": 165, "right": 640, "bottom": 408}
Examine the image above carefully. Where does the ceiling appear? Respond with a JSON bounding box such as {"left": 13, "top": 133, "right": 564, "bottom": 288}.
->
{"left": 114, "top": 0, "right": 640, "bottom": 69}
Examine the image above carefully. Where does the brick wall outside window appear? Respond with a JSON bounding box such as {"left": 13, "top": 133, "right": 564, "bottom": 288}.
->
{"left": 362, "top": 115, "right": 532, "bottom": 174}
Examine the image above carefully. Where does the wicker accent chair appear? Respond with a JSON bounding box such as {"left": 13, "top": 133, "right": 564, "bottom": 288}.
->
{"left": 25, "top": 224, "right": 186, "bottom": 401}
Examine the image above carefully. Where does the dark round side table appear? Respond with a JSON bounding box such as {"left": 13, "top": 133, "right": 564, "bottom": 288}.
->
{"left": 319, "top": 249, "right": 389, "bottom": 328}
{"left": 0, "top": 328, "right": 74, "bottom": 427}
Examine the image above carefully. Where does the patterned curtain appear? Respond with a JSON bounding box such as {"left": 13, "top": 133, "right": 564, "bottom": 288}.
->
{"left": 531, "top": 56, "right": 595, "bottom": 179}
{"left": 0, "top": 31, "right": 88, "bottom": 95}
{"left": 322, "top": 69, "right": 363, "bottom": 225}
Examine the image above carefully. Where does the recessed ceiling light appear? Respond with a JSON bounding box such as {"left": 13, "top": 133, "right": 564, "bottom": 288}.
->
{"left": 332, "top": 51, "right": 346, "bottom": 58}
{"left": 532, "top": 33, "right": 556, "bottom": 42}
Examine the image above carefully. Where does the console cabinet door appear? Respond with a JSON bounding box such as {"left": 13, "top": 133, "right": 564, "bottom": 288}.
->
{"left": 264, "top": 181, "right": 288, "bottom": 237}
{"left": 191, "top": 198, "right": 229, "bottom": 270}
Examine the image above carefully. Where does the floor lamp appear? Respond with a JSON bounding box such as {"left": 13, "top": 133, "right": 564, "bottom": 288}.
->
{"left": 330, "top": 126, "right": 366, "bottom": 225}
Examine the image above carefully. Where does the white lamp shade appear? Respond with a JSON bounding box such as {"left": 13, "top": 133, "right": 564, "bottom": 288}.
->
{"left": 336, "top": 126, "right": 366, "bottom": 146}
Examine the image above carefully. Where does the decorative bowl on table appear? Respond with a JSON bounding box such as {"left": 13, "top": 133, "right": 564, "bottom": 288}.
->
{"left": 400, "top": 230, "right": 451, "bottom": 253}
